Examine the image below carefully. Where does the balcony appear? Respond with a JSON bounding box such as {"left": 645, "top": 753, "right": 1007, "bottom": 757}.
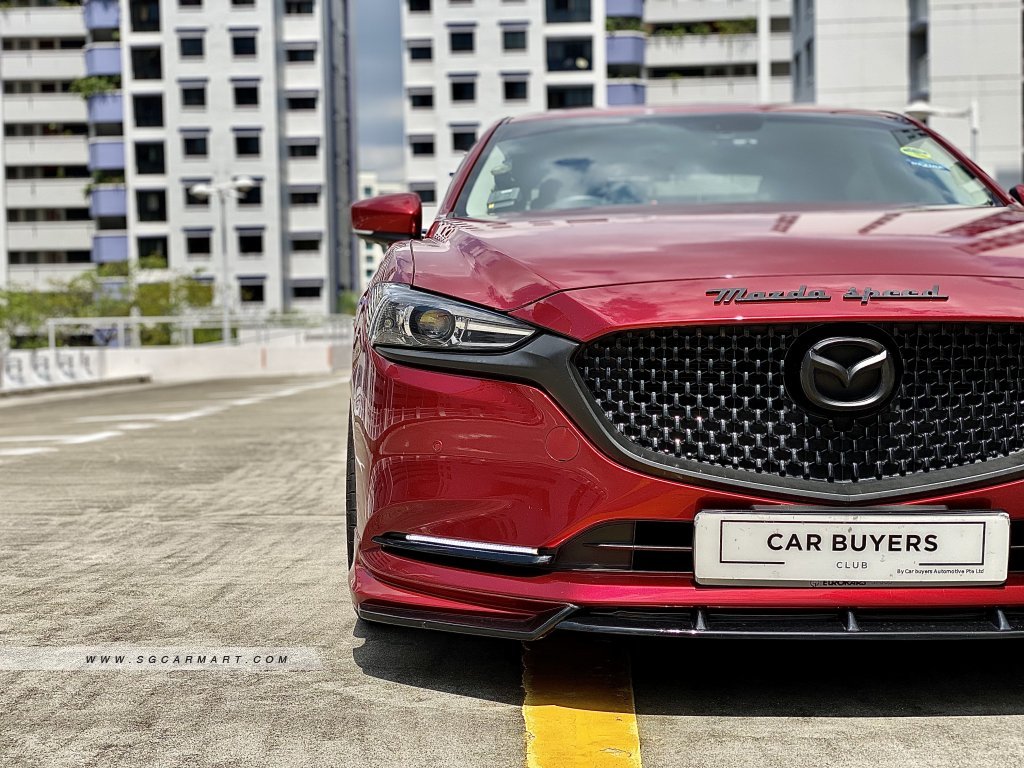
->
{"left": 0, "top": 6, "right": 85, "bottom": 37}
{"left": 4, "top": 136, "right": 89, "bottom": 166}
{"left": 91, "top": 233, "right": 129, "bottom": 264}
{"left": 0, "top": 50, "right": 84, "bottom": 80}
{"left": 606, "top": 33, "right": 645, "bottom": 66}
{"left": 644, "top": 0, "right": 789, "bottom": 25}
{"left": 2, "top": 94, "right": 87, "bottom": 124}
{"left": 646, "top": 33, "right": 790, "bottom": 68}
{"left": 5, "top": 179, "right": 89, "bottom": 210}
{"left": 606, "top": 0, "right": 643, "bottom": 17}
{"left": 88, "top": 93, "right": 123, "bottom": 123}
{"left": 89, "top": 186, "right": 128, "bottom": 218}
{"left": 85, "top": 44, "right": 122, "bottom": 76}
{"left": 88, "top": 140, "right": 125, "bottom": 171}
{"left": 84, "top": 0, "right": 120, "bottom": 30}
{"left": 607, "top": 80, "right": 646, "bottom": 106}
{"left": 9, "top": 263, "right": 94, "bottom": 290}
{"left": 7, "top": 221, "right": 94, "bottom": 252}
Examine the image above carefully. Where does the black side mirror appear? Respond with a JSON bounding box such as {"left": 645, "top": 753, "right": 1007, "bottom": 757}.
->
{"left": 1009, "top": 185, "right": 1024, "bottom": 205}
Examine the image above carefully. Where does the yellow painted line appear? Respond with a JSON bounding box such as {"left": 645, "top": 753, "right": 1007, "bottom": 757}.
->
{"left": 522, "top": 635, "right": 642, "bottom": 768}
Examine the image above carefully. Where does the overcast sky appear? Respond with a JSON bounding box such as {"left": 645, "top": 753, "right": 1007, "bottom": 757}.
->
{"left": 352, "top": 0, "right": 404, "bottom": 183}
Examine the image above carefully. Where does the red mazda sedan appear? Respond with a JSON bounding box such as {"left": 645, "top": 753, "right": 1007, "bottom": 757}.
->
{"left": 348, "top": 105, "right": 1024, "bottom": 639}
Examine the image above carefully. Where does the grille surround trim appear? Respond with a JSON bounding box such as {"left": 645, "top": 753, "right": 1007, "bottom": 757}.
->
{"left": 376, "top": 330, "right": 1024, "bottom": 504}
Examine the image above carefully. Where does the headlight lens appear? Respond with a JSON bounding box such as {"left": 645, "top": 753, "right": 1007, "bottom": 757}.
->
{"left": 369, "top": 284, "right": 535, "bottom": 351}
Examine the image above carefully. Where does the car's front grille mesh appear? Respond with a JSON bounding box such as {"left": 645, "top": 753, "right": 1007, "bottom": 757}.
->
{"left": 574, "top": 323, "right": 1024, "bottom": 484}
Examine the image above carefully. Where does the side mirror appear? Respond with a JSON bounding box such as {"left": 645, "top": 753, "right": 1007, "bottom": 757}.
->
{"left": 351, "top": 193, "right": 423, "bottom": 246}
{"left": 1010, "top": 185, "right": 1024, "bottom": 205}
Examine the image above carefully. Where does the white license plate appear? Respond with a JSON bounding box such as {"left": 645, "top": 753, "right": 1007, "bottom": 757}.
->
{"left": 694, "top": 510, "right": 1010, "bottom": 587}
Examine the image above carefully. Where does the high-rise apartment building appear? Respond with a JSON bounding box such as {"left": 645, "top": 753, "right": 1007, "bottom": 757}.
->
{"left": 792, "top": 0, "right": 1022, "bottom": 187}
{"left": 0, "top": 0, "right": 353, "bottom": 314}
{"left": 400, "top": 0, "right": 608, "bottom": 222}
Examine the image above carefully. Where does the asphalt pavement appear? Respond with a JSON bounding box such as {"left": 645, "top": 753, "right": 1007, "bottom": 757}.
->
{"left": 0, "top": 375, "right": 1022, "bottom": 767}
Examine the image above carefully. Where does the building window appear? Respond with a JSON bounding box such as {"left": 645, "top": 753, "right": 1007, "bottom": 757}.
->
{"left": 240, "top": 281, "right": 265, "bottom": 303}
{"left": 288, "top": 141, "right": 319, "bottom": 158}
{"left": 410, "top": 184, "right": 436, "bottom": 204}
{"left": 291, "top": 283, "right": 322, "bottom": 299}
{"left": 547, "top": 38, "right": 593, "bottom": 71}
{"left": 546, "top": 0, "right": 590, "bottom": 23}
{"left": 284, "top": 0, "right": 314, "bottom": 12}
{"left": 547, "top": 84, "right": 593, "bottom": 109}
{"left": 238, "top": 182, "right": 262, "bottom": 206}
{"left": 234, "top": 83, "right": 260, "bottom": 107}
{"left": 235, "top": 132, "right": 261, "bottom": 157}
{"left": 179, "top": 0, "right": 202, "bottom": 7}
{"left": 133, "top": 94, "right": 164, "bottom": 127}
{"left": 232, "top": 0, "right": 256, "bottom": 6}
{"left": 131, "top": 46, "right": 163, "bottom": 79}
{"left": 135, "top": 142, "right": 165, "bottom": 174}
{"left": 137, "top": 236, "right": 168, "bottom": 268}
{"left": 451, "top": 80, "right": 476, "bottom": 102}
{"left": 410, "top": 136, "right": 435, "bottom": 157}
{"left": 409, "top": 89, "right": 433, "bottom": 109}
{"left": 238, "top": 230, "right": 264, "bottom": 255}
{"left": 503, "top": 29, "right": 527, "bottom": 51}
{"left": 287, "top": 93, "right": 318, "bottom": 110}
{"left": 450, "top": 30, "right": 474, "bottom": 53}
{"left": 290, "top": 236, "right": 321, "bottom": 252}
{"left": 232, "top": 34, "right": 257, "bottom": 58}
{"left": 409, "top": 0, "right": 430, "bottom": 10}
{"left": 186, "top": 230, "right": 212, "bottom": 257}
{"left": 286, "top": 45, "right": 316, "bottom": 62}
{"left": 182, "top": 133, "right": 209, "bottom": 157}
{"left": 179, "top": 35, "right": 204, "bottom": 59}
{"left": 289, "top": 188, "right": 320, "bottom": 206}
{"left": 504, "top": 79, "right": 528, "bottom": 101}
{"left": 184, "top": 181, "right": 210, "bottom": 208}
{"left": 452, "top": 129, "right": 476, "bottom": 152}
{"left": 409, "top": 42, "right": 432, "bottom": 61}
{"left": 181, "top": 82, "right": 206, "bottom": 107}
{"left": 130, "top": 0, "right": 160, "bottom": 32}
{"left": 136, "top": 190, "right": 167, "bottom": 222}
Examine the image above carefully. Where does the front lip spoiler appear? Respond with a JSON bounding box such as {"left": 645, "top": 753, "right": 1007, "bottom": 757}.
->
{"left": 357, "top": 605, "right": 1024, "bottom": 641}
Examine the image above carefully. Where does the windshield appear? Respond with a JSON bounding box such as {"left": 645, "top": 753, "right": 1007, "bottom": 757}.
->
{"left": 456, "top": 112, "right": 999, "bottom": 218}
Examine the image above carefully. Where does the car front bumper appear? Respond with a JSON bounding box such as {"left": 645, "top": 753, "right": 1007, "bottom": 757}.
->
{"left": 350, "top": 346, "right": 1024, "bottom": 639}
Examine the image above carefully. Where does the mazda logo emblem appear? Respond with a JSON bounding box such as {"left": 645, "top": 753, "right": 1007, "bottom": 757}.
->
{"left": 799, "top": 336, "right": 897, "bottom": 413}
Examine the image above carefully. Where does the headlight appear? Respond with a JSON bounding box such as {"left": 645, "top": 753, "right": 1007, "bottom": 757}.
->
{"left": 369, "top": 284, "right": 535, "bottom": 352}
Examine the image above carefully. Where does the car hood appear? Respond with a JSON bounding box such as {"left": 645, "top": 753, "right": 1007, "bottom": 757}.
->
{"left": 411, "top": 206, "right": 1024, "bottom": 313}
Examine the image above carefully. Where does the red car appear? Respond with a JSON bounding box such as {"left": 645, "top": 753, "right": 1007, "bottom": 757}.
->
{"left": 348, "top": 105, "right": 1024, "bottom": 639}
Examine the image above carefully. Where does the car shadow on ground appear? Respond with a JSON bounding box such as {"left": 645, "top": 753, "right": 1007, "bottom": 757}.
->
{"left": 629, "top": 637, "right": 1024, "bottom": 718}
{"left": 350, "top": 619, "right": 525, "bottom": 705}
{"left": 352, "top": 620, "right": 1024, "bottom": 717}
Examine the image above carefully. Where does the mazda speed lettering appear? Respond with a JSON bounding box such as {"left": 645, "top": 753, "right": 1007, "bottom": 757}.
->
{"left": 348, "top": 106, "right": 1024, "bottom": 639}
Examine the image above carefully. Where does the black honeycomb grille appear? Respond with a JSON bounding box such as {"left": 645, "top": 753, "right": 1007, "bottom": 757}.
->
{"left": 574, "top": 323, "right": 1024, "bottom": 484}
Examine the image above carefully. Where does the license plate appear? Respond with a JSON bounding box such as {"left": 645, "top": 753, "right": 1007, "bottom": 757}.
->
{"left": 693, "top": 510, "right": 1010, "bottom": 587}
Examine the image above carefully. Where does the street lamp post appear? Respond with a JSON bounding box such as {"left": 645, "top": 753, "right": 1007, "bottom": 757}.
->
{"left": 904, "top": 99, "right": 981, "bottom": 161}
{"left": 188, "top": 177, "right": 255, "bottom": 345}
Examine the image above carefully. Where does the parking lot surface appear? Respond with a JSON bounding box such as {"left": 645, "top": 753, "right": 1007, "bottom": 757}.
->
{"left": 1, "top": 376, "right": 1023, "bottom": 767}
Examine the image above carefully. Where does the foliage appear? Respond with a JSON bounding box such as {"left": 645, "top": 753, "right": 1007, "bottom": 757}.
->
{"left": 0, "top": 266, "right": 216, "bottom": 349}
{"left": 337, "top": 290, "right": 359, "bottom": 316}
{"left": 605, "top": 17, "right": 645, "bottom": 32}
{"left": 69, "top": 76, "right": 121, "bottom": 99}
{"left": 652, "top": 18, "right": 757, "bottom": 36}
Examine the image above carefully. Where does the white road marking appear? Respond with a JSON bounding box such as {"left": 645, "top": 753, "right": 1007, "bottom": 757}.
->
{"left": 0, "top": 447, "right": 58, "bottom": 457}
{"left": 0, "top": 378, "right": 346, "bottom": 464}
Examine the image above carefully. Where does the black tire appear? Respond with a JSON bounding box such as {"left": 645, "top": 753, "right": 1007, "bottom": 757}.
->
{"left": 346, "top": 411, "right": 357, "bottom": 568}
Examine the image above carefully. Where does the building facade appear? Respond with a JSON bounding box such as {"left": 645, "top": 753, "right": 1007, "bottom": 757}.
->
{"left": 792, "top": 0, "right": 1023, "bottom": 187}
{"left": 0, "top": 0, "right": 353, "bottom": 314}
{"left": 400, "top": 0, "right": 608, "bottom": 222}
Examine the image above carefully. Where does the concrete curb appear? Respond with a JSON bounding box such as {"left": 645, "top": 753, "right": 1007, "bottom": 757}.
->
{"left": 0, "top": 375, "right": 152, "bottom": 399}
